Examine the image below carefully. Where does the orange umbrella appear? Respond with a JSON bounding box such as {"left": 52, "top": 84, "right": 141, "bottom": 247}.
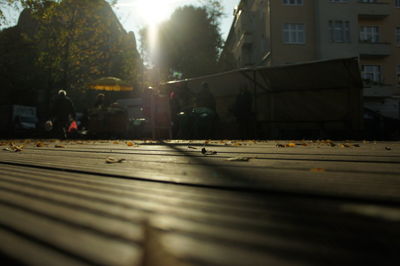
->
{"left": 88, "top": 77, "right": 133, "bottom": 91}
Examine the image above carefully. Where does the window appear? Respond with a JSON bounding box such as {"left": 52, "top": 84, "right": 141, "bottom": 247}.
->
{"left": 362, "top": 65, "right": 381, "bottom": 82}
{"left": 283, "top": 0, "right": 303, "bottom": 5}
{"left": 329, "top": 20, "right": 350, "bottom": 42}
{"left": 396, "top": 27, "right": 400, "bottom": 45}
{"left": 396, "top": 0, "right": 400, "bottom": 8}
{"left": 360, "top": 26, "right": 380, "bottom": 42}
{"left": 283, "top": 23, "right": 305, "bottom": 44}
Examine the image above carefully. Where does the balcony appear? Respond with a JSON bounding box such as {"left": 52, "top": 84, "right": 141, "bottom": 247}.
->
{"left": 357, "top": 2, "right": 391, "bottom": 19}
{"left": 236, "top": 32, "right": 253, "bottom": 49}
{"left": 234, "top": 10, "right": 255, "bottom": 36}
{"left": 358, "top": 42, "right": 391, "bottom": 57}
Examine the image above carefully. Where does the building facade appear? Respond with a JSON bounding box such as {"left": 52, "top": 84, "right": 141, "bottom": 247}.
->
{"left": 220, "top": 0, "right": 400, "bottom": 119}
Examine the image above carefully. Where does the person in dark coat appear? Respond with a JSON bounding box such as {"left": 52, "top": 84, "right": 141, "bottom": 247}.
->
{"left": 193, "top": 82, "right": 218, "bottom": 138}
{"left": 51, "top": 90, "right": 75, "bottom": 139}
{"left": 232, "top": 86, "right": 253, "bottom": 139}
{"left": 94, "top": 93, "right": 106, "bottom": 109}
{"left": 195, "top": 82, "right": 216, "bottom": 111}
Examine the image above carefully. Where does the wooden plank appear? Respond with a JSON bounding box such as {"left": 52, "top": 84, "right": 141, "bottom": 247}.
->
{"left": 11, "top": 147, "right": 400, "bottom": 171}
{"left": 0, "top": 228, "right": 90, "bottom": 266}
{"left": 0, "top": 164, "right": 270, "bottom": 207}
{"left": 1, "top": 152, "right": 400, "bottom": 203}
{"left": 2, "top": 166, "right": 400, "bottom": 243}
{"left": 16, "top": 142, "right": 400, "bottom": 164}
{"left": 0, "top": 189, "right": 144, "bottom": 242}
{"left": 0, "top": 204, "right": 143, "bottom": 266}
{"left": 0, "top": 166, "right": 274, "bottom": 211}
{"left": 1, "top": 141, "right": 400, "bottom": 265}
{"left": 145, "top": 224, "right": 399, "bottom": 266}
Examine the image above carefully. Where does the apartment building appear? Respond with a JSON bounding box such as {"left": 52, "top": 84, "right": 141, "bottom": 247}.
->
{"left": 220, "top": 0, "right": 400, "bottom": 119}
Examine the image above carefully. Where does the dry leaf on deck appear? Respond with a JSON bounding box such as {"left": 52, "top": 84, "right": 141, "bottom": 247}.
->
{"left": 36, "top": 142, "right": 46, "bottom": 147}
{"left": 385, "top": 147, "right": 392, "bottom": 151}
{"left": 201, "top": 147, "right": 217, "bottom": 155}
{"left": 226, "top": 157, "right": 251, "bottom": 162}
{"left": 286, "top": 143, "right": 296, "bottom": 148}
{"left": 188, "top": 146, "right": 197, "bottom": 149}
{"left": 126, "top": 141, "right": 136, "bottom": 147}
{"left": 105, "top": 157, "right": 126, "bottom": 164}
{"left": 54, "top": 144, "right": 65, "bottom": 148}
{"left": 3, "top": 144, "right": 23, "bottom": 152}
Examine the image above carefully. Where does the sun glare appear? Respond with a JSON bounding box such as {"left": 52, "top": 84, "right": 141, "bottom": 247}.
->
{"left": 136, "top": 0, "right": 173, "bottom": 26}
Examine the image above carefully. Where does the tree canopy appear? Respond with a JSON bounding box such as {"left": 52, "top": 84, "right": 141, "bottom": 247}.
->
{"left": 140, "top": 1, "right": 224, "bottom": 80}
{"left": 0, "top": 0, "right": 141, "bottom": 112}
{"left": 0, "top": 0, "right": 116, "bottom": 26}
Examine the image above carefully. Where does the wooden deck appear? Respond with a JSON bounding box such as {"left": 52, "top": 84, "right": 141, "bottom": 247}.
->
{"left": 0, "top": 139, "right": 400, "bottom": 266}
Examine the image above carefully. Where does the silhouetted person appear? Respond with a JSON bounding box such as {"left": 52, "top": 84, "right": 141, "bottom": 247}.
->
{"left": 232, "top": 86, "right": 253, "bottom": 139}
{"left": 195, "top": 82, "right": 216, "bottom": 111}
{"left": 193, "top": 82, "right": 217, "bottom": 138}
{"left": 169, "top": 88, "right": 180, "bottom": 138}
{"left": 51, "top": 90, "right": 75, "bottom": 139}
{"left": 175, "top": 83, "right": 195, "bottom": 139}
{"left": 94, "top": 93, "right": 105, "bottom": 109}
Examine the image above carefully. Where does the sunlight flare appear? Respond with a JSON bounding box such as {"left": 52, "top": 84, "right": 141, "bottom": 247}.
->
{"left": 135, "top": 0, "right": 174, "bottom": 26}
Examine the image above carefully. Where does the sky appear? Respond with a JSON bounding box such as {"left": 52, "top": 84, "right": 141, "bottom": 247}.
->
{"left": 112, "top": 0, "right": 240, "bottom": 40}
{"left": 2, "top": 0, "right": 239, "bottom": 42}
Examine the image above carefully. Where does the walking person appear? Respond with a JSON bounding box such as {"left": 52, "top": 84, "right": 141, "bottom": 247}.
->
{"left": 193, "top": 82, "right": 218, "bottom": 138}
{"left": 232, "top": 86, "right": 253, "bottom": 139}
{"left": 51, "top": 89, "right": 75, "bottom": 139}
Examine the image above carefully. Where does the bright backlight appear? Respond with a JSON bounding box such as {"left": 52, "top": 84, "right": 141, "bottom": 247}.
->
{"left": 135, "top": 0, "right": 173, "bottom": 26}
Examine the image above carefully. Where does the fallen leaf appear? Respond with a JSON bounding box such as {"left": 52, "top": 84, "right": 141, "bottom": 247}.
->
{"left": 310, "top": 168, "right": 326, "bottom": 172}
{"left": 3, "top": 144, "right": 23, "bottom": 152}
{"left": 105, "top": 157, "right": 126, "bottom": 164}
{"left": 188, "top": 146, "right": 197, "bottom": 149}
{"left": 126, "top": 141, "right": 136, "bottom": 147}
{"left": 286, "top": 143, "right": 296, "bottom": 148}
{"left": 385, "top": 147, "right": 392, "bottom": 151}
{"left": 276, "top": 144, "right": 285, "bottom": 148}
{"left": 201, "top": 147, "right": 217, "bottom": 155}
{"left": 54, "top": 145, "right": 65, "bottom": 148}
{"left": 36, "top": 142, "right": 46, "bottom": 147}
{"left": 226, "top": 157, "right": 251, "bottom": 162}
